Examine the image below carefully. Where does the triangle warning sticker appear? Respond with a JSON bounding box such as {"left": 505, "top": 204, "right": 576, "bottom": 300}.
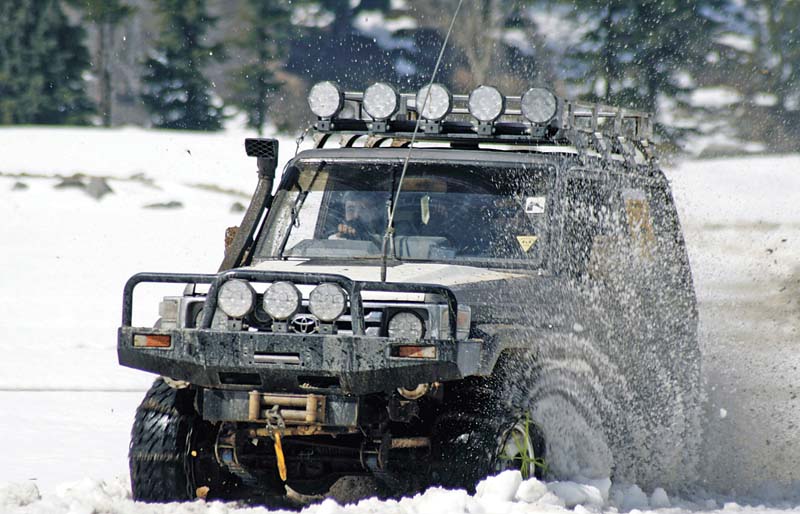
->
{"left": 516, "top": 235, "right": 538, "bottom": 252}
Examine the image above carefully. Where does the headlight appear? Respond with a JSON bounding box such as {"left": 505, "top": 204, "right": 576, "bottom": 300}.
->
{"left": 468, "top": 85, "right": 505, "bottom": 122}
{"left": 416, "top": 83, "right": 452, "bottom": 121}
{"left": 263, "top": 281, "right": 301, "bottom": 320}
{"left": 309, "top": 283, "right": 347, "bottom": 322}
{"left": 217, "top": 280, "right": 255, "bottom": 318}
{"left": 388, "top": 311, "right": 425, "bottom": 339}
{"left": 521, "top": 87, "right": 557, "bottom": 124}
{"left": 308, "top": 81, "right": 344, "bottom": 118}
{"left": 363, "top": 82, "right": 399, "bottom": 120}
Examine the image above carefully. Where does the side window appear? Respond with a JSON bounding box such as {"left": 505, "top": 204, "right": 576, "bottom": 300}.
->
{"left": 560, "top": 176, "right": 615, "bottom": 277}
{"left": 622, "top": 188, "right": 657, "bottom": 260}
{"left": 639, "top": 183, "right": 693, "bottom": 286}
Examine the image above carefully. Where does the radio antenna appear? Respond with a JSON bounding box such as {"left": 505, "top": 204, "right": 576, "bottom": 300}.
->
{"left": 380, "top": 0, "right": 464, "bottom": 282}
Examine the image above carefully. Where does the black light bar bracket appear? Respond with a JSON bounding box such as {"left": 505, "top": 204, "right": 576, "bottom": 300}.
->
{"left": 308, "top": 88, "right": 656, "bottom": 163}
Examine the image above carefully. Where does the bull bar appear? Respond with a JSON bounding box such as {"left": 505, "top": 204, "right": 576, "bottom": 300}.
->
{"left": 121, "top": 269, "right": 458, "bottom": 339}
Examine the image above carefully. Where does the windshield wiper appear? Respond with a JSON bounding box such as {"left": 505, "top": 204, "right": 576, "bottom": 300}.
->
{"left": 278, "top": 161, "right": 326, "bottom": 257}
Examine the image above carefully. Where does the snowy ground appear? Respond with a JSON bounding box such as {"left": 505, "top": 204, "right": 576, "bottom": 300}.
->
{"left": 0, "top": 127, "right": 798, "bottom": 513}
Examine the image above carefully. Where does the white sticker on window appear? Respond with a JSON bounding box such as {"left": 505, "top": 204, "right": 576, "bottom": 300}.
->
{"left": 525, "top": 196, "right": 546, "bottom": 214}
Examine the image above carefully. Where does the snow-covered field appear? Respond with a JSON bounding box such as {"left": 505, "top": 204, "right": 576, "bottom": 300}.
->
{"left": 0, "top": 127, "right": 798, "bottom": 513}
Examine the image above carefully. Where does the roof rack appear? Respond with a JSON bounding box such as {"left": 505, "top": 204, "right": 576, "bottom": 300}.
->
{"left": 306, "top": 82, "right": 656, "bottom": 164}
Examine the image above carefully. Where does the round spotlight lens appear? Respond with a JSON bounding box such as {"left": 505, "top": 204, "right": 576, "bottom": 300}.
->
{"left": 363, "top": 82, "right": 399, "bottom": 120}
{"left": 468, "top": 85, "right": 505, "bottom": 122}
{"left": 416, "top": 83, "right": 452, "bottom": 121}
{"left": 521, "top": 87, "right": 558, "bottom": 124}
{"left": 263, "top": 281, "right": 301, "bottom": 321}
{"left": 309, "top": 283, "right": 347, "bottom": 322}
{"left": 308, "top": 81, "right": 343, "bottom": 118}
{"left": 218, "top": 280, "right": 255, "bottom": 319}
{"left": 388, "top": 311, "right": 425, "bottom": 339}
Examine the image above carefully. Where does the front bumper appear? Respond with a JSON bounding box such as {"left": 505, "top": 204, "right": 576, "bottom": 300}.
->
{"left": 118, "top": 327, "right": 483, "bottom": 395}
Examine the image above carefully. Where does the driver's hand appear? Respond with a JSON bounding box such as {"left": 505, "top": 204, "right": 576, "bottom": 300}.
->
{"left": 337, "top": 223, "right": 358, "bottom": 238}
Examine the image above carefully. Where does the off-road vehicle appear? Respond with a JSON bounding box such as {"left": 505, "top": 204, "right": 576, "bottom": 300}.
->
{"left": 119, "top": 82, "right": 702, "bottom": 504}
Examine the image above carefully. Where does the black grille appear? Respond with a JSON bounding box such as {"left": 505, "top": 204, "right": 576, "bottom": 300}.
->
{"left": 246, "top": 302, "right": 385, "bottom": 336}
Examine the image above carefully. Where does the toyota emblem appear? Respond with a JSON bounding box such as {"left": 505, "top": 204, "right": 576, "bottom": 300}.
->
{"left": 291, "top": 314, "right": 319, "bottom": 334}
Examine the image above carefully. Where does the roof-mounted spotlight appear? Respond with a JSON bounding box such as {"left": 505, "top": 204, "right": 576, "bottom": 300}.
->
{"left": 363, "top": 82, "right": 399, "bottom": 120}
{"left": 468, "top": 85, "right": 505, "bottom": 123}
{"left": 416, "top": 83, "right": 452, "bottom": 121}
{"left": 308, "top": 81, "right": 344, "bottom": 119}
{"left": 521, "top": 87, "right": 558, "bottom": 124}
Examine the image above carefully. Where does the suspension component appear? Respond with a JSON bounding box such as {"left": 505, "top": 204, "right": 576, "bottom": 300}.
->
{"left": 213, "top": 424, "right": 259, "bottom": 487}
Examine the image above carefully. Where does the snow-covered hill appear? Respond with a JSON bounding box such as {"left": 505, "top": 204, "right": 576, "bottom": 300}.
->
{"left": 0, "top": 127, "right": 798, "bottom": 513}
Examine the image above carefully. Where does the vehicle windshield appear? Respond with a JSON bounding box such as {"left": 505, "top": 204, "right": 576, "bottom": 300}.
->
{"left": 254, "top": 159, "right": 551, "bottom": 267}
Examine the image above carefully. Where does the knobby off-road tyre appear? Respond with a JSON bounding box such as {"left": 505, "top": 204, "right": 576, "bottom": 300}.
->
{"left": 429, "top": 376, "right": 546, "bottom": 492}
{"left": 529, "top": 327, "right": 702, "bottom": 489}
{"left": 129, "top": 378, "right": 248, "bottom": 502}
{"left": 527, "top": 335, "right": 637, "bottom": 482}
{"left": 129, "top": 378, "right": 197, "bottom": 502}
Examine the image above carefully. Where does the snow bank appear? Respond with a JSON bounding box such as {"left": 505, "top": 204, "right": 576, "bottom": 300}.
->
{"left": 0, "top": 472, "right": 669, "bottom": 514}
{"left": 0, "top": 126, "right": 298, "bottom": 192}
{"left": 6, "top": 471, "right": 793, "bottom": 514}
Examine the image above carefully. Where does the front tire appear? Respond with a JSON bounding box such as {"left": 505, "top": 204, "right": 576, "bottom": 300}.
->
{"left": 129, "top": 379, "right": 248, "bottom": 502}
{"left": 430, "top": 377, "right": 546, "bottom": 492}
{"left": 129, "top": 378, "right": 196, "bottom": 502}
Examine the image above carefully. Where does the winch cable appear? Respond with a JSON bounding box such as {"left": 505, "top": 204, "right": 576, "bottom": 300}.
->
{"left": 380, "top": 0, "right": 464, "bottom": 282}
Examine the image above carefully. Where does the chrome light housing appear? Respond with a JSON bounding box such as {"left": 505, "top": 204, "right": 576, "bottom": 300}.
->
{"left": 263, "top": 281, "right": 302, "bottom": 320}
{"left": 309, "top": 283, "right": 347, "bottom": 322}
{"left": 416, "top": 83, "right": 452, "bottom": 120}
{"left": 363, "top": 82, "right": 399, "bottom": 120}
{"left": 218, "top": 280, "right": 255, "bottom": 318}
{"left": 521, "top": 87, "right": 557, "bottom": 124}
{"left": 468, "top": 85, "right": 505, "bottom": 122}
{"left": 388, "top": 311, "right": 425, "bottom": 339}
{"left": 308, "top": 81, "right": 344, "bottom": 118}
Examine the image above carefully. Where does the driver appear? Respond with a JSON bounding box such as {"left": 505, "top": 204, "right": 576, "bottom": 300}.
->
{"left": 330, "top": 191, "right": 382, "bottom": 240}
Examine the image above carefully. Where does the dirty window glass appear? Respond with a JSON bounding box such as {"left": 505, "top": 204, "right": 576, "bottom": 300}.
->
{"left": 255, "top": 160, "right": 551, "bottom": 267}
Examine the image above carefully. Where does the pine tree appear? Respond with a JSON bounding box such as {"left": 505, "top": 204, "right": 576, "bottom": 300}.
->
{"left": 565, "top": 0, "right": 724, "bottom": 113}
{"left": 315, "top": 0, "right": 391, "bottom": 39}
{"left": 410, "top": 0, "right": 545, "bottom": 91}
{"left": 739, "top": 0, "right": 800, "bottom": 149}
{"left": 226, "top": 0, "right": 292, "bottom": 135}
{"left": 141, "top": 0, "right": 224, "bottom": 131}
{"left": 69, "top": 0, "right": 136, "bottom": 127}
{"left": 0, "top": 0, "right": 94, "bottom": 125}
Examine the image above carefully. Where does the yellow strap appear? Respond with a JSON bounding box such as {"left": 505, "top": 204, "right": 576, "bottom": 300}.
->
{"left": 273, "top": 432, "right": 288, "bottom": 482}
